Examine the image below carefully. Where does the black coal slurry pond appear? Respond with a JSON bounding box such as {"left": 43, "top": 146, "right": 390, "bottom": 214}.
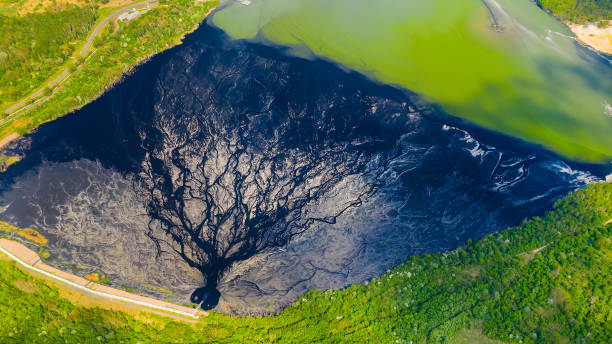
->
{"left": 0, "top": 23, "right": 609, "bottom": 314}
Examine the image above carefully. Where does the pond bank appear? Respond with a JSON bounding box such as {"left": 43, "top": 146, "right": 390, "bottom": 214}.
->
{"left": 568, "top": 21, "right": 612, "bottom": 55}
{"left": 0, "top": 238, "right": 206, "bottom": 321}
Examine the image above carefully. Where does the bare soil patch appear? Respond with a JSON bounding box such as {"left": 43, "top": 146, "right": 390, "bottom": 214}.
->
{"left": 568, "top": 22, "right": 612, "bottom": 55}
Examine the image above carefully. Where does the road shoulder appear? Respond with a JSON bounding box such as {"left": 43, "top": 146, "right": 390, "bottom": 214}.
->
{"left": 0, "top": 238, "right": 207, "bottom": 321}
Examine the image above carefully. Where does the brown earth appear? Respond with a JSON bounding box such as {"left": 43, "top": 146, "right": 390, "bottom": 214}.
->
{"left": 0, "top": 133, "right": 19, "bottom": 149}
{"left": 568, "top": 22, "right": 612, "bottom": 55}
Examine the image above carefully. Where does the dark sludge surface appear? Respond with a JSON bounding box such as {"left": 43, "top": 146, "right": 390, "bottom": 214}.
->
{"left": 0, "top": 23, "right": 608, "bottom": 313}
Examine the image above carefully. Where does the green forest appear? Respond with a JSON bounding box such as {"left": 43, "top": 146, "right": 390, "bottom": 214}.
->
{"left": 536, "top": 0, "right": 612, "bottom": 23}
{"left": 0, "top": 0, "right": 219, "bottom": 143}
{"left": 1, "top": 181, "right": 610, "bottom": 343}
{"left": 0, "top": 5, "right": 97, "bottom": 105}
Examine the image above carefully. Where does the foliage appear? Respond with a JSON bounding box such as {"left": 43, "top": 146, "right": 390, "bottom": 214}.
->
{"left": 0, "top": 0, "right": 219, "bottom": 143}
{"left": 0, "top": 182, "right": 610, "bottom": 343}
{"left": 0, "top": 5, "right": 97, "bottom": 103}
{"left": 0, "top": 154, "right": 19, "bottom": 171}
{"left": 536, "top": 0, "right": 612, "bottom": 23}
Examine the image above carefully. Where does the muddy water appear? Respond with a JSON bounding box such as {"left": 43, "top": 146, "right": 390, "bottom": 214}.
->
{"left": 213, "top": 0, "right": 612, "bottom": 161}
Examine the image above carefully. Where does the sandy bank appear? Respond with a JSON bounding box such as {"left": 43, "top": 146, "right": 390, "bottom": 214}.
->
{"left": 568, "top": 22, "right": 612, "bottom": 55}
{"left": 0, "top": 133, "right": 19, "bottom": 150}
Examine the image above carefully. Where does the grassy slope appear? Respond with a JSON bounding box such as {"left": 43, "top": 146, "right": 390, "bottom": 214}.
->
{"left": 535, "top": 0, "right": 612, "bottom": 23}
{"left": 0, "top": 0, "right": 218, "bottom": 141}
{"left": 0, "top": 182, "right": 610, "bottom": 343}
{"left": 0, "top": 4, "right": 97, "bottom": 105}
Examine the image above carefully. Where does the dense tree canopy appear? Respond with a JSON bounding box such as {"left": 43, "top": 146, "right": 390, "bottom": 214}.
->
{"left": 0, "top": 6, "right": 97, "bottom": 103}
{"left": 536, "top": 0, "right": 612, "bottom": 23}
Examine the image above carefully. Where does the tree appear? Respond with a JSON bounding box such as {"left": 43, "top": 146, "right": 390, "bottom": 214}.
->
{"left": 93, "top": 36, "right": 104, "bottom": 48}
{"left": 68, "top": 61, "right": 77, "bottom": 72}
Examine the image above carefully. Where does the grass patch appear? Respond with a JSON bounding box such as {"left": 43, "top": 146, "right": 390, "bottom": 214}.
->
{"left": 38, "top": 246, "right": 50, "bottom": 259}
{"left": 84, "top": 272, "right": 111, "bottom": 284}
{"left": 0, "top": 0, "right": 218, "bottom": 145}
{"left": 149, "top": 285, "right": 173, "bottom": 295}
{"left": 12, "top": 278, "right": 39, "bottom": 294}
{"left": 450, "top": 326, "right": 508, "bottom": 344}
{"left": 0, "top": 154, "right": 20, "bottom": 171}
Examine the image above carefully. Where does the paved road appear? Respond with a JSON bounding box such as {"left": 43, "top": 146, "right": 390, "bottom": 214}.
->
{"left": 3, "top": 70, "right": 70, "bottom": 115}
{"left": 2, "top": 0, "right": 157, "bottom": 116}
{"left": 0, "top": 240, "right": 202, "bottom": 320}
{"left": 49, "top": 279, "right": 200, "bottom": 323}
{"left": 81, "top": 0, "right": 157, "bottom": 56}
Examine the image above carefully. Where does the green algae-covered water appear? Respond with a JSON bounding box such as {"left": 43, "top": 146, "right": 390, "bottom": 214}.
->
{"left": 212, "top": 0, "right": 612, "bottom": 162}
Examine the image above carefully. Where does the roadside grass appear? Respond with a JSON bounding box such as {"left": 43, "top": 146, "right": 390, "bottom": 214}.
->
{"left": 80, "top": 3, "right": 137, "bottom": 56}
{"left": 0, "top": 0, "right": 218, "bottom": 145}
{"left": 0, "top": 5, "right": 98, "bottom": 105}
{"left": 0, "top": 1, "right": 142, "bottom": 116}
{"left": 2, "top": 258, "right": 174, "bottom": 324}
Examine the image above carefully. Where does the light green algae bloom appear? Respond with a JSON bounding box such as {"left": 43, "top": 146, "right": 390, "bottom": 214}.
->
{"left": 213, "top": 0, "right": 612, "bottom": 162}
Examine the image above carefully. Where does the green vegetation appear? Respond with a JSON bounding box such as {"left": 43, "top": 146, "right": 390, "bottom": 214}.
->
{"left": 119, "top": 284, "right": 135, "bottom": 292}
{"left": 536, "top": 0, "right": 612, "bottom": 23}
{"left": 0, "top": 154, "right": 19, "bottom": 171}
{"left": 149, "top": 285, "right": 174, "bottom": 295}
{"left": 0, "top": 0, "right": 218, "bottom": 143}
{"left": 64, "top": 263, "right": 85, "bottom": 274}
{"left": 38, "top": 247, "right": 50, "bottom": 259}
{"left": 0, "top": 5, "right": 97, "bottom": 104}
{"left": 0, "top": 182, "right": 610, "bottom": 343}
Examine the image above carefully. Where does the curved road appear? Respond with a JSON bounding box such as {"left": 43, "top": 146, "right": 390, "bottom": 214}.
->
{"left": 0, "top": 239, "right": 203, "bottom": 320}
{"left": 81, "top": 0, "right": 157, "bottom": 56}
{"left": 2, "top": 0, "right": 157, "bottom": 116}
